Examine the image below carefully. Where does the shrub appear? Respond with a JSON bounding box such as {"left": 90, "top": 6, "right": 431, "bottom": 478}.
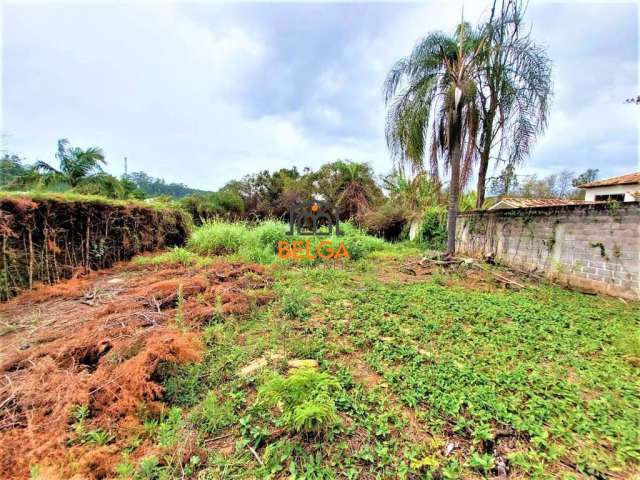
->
{"left": 257, "top": 368, "right": 341, "bottom": 434}
{"left": 418, "top": 206, "right": 447, "bottom": 250}
{"left": 253, "top": 220, "right": 288, "bottom": 250}
{"left": 280, "top": 285, "right": 311, "bottom": 320}
{"left": 215, "top": 190, "right": 244, "bottom": 218}
{"left": 341, "top": 229, "right": 386, "bottom": 260}
{"left": 360, "top": 201, "right": 408, "bottom": 241}
{"left": 180, "top": 191, "right": 244, "bottom": 225}
{"left": 187, "top": 221, "right": 248, "bottom": 255}
{"left": 180, "top": 194, "right": 220, "bottom": 225}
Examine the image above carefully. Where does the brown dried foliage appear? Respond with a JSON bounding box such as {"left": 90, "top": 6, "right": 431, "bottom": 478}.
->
{"left": 0, "top": 260, "right": 273, "bottom": 478}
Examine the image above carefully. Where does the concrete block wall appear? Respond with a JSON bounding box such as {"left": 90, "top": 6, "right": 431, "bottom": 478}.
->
{"left": 456, "top": 202, "right": 640, "bottom": 299}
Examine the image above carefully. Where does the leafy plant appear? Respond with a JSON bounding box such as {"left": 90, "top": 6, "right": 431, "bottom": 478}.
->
{"left": 69, "top": 404, "right": 113, "bottom": 445}
{"left": 467, "top": 451, "right": 495, "bottom": 472}
{"left": 83, "top": 428, "right": 114, "bottom": 446}
{"left": 257, "top": 368, "right": 341, "bottom": 434}
{"left": 280, "top": 285, "right": 310, "bottom": 321}
{"left": 418, "top": 206, "right": 447, "bottom": 250}
{"left": 115, "top": 454, "right": 135, "bottom": 479}
{"left": 137, "top": 455, "right": 161, "bottom": 480}
{"left": 157, "top": 407, "right": 184, "bottom": 447}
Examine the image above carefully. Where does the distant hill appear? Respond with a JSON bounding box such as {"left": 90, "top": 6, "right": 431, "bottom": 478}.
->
{"left": 127, "top": 171, "right": 213, "bottom": 198}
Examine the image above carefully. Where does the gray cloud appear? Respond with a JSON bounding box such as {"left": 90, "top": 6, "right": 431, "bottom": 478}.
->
{"left": 2, "top": 1, "right": 638, "bottom": 190}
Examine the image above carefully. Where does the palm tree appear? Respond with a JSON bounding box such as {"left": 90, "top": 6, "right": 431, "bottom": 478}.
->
{"left": 334, "top": 160, "right": 381, "bottom": 220}
{"left": 474, "top": 0, "right": 552, "bottom": 208}
{"left": 35, "top": 139, "right": 106, "bottom": 188}
{"left": 384, "top": 22, "right": 485, "bottom": 254}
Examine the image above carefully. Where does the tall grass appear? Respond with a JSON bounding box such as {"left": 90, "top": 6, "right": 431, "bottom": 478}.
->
{"left": 183, "top": 219, "right": 388, "bottom": 264}
{"left": 187, "top": 221, "right": 250, "bottom": 255}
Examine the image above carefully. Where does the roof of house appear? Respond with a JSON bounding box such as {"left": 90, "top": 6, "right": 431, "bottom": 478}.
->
{"left": 577, "top": 171, "right": 640, "bottom": 188}
{"left": 488, "top": 197, "right": 591, "bottom": 210}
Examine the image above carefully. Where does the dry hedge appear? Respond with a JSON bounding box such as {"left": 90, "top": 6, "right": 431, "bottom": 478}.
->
{"left": 0, "top": 195, "right": 190, "bottom": 300}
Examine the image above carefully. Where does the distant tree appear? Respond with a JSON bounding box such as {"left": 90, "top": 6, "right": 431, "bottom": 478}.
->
{"left": 119, "top": 176, "right": 146, "bottom": 199}
{"left": 222, "top": 167, "right": 303, "bottom": 218}
{"left": 35, "top": 139, "right": 106, "bottom": 187}
{"left": 572, "top": 169, "right": 599, "bottom": 187}
{"left": 129, "top": 171, "right": 205, "bottom": 198}
{"left": 515, "top": 170, "right": 578, "bottom": 199}
{"left": 554, "top": 169, "right": 576, "bottom": 198}
{"left": 489, "top": 163, "right": 519, "bottom": 196}
{"left": 313, "top": 160, "right": 382, "bottom": 220}
{"left": 516, "top": 174, "right": 552, "bottom": 198}
{"left": 0, "top": 154, "right": 28, "bottom": 187}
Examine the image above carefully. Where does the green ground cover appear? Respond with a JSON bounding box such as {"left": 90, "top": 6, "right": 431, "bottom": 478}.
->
{"left": 122, "top": 221, "right": 639, "bottom": 479}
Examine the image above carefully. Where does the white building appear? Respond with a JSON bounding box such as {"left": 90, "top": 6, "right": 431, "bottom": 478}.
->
{"left": 578, "top": 172, "right": 640, "bottom": 202}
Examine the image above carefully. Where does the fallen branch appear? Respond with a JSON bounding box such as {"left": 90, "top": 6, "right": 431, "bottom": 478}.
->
{"left": 204, "top": 433, "right": 233, "bottom": 444}
{"left": 248, "top": 445, "right": 264, "bottom": 466}
{"left": 472, "top": 263, "right": 525, "bottom": 289}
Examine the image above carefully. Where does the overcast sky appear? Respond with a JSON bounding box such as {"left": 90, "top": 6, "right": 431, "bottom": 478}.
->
{"left": 1, "top": 1, "right": 638, "bottom": 190}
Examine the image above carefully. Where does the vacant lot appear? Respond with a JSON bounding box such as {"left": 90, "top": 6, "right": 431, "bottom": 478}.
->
{"left": 0, "top": 222, "right": 638, "bottom": 479}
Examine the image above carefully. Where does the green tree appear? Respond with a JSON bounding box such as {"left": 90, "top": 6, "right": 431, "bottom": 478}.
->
{"left": 384, "top": 22, "right": 484, "bottom": 254}
{"left": 489, "top": 163, "right": 519, "bottom": 196}
{"left": 313, "top": 160, "right": 381, "bottom": 220}
{"left": 128, "top": 171, "right": 204, "bottom": 198}
{"left": 35, "top": 139, "right": 106, "bottom": 188}
{"left": 0, "top": 154, "right": 28, "bottom": 187}
{"left": 572, "top": 169, "right": 599, "bottom": 187}
{"left": 474, "top": 0, "right": 552, "bottom": 208}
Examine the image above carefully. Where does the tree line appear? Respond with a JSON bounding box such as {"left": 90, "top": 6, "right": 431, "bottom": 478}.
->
{"left": 0, "top": 137, "right": 598, "bottom": 245}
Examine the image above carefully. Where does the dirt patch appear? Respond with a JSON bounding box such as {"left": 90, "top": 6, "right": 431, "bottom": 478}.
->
{"left": 373, "top": 255, "right": 536, "bottom": 293}
{"left": 0, "top": 260, "right": 273, "bottom": 479}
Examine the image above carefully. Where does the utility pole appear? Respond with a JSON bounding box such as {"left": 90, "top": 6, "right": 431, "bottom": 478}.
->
{"left": 124, "top": 157, "right": 128, "bottom": 178}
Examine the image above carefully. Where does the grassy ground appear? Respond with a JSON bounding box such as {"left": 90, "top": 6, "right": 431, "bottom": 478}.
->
{"left": 7, "top": 220, "right": 638, "bottom": 479}
{"left": 125, "top": 222, "right": 640, "bottom": 479}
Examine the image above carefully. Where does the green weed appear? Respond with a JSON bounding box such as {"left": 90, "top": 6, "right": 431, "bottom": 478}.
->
{"left": 257, "top": 368, "right": 341, "bottom": 434}
{"left": 190, "top": 391, "right": 235, "bottom": 435}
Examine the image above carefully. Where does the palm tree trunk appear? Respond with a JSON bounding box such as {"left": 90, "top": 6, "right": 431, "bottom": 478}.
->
{"left": 475, "top": 134, "right": 491, "bottom": 209}
{"left": 476, "top": 111, "right": 495, "bottom": 209}
{"left": 446, "top": 124, "right": 463, "bottom": 255}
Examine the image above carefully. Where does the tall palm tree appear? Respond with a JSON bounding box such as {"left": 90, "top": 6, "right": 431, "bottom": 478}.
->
{"left": 35, "top": 139, "right": 106, "bottom": 187}
{"left": 474, "top": 0, "right": 552, "bottom": 208}
{"left": 384, "top": 22, "right": 485, "bottom": 254}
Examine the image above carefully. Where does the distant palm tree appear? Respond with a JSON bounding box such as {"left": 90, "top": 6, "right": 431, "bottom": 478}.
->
{"left": 474, "top": 0, "right": 552, "bottom": 208}
{"left": 35, "top": 139, "right": 106, "bottom": 187}
{"left": 333, "top": 160, "right": 381, "bottom": 220}
{"left": 384, "top": 22, "right": 485, "bottom": 254}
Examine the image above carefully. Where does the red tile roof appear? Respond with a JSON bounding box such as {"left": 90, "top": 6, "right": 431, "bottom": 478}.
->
{"left": 489, "top": 197, "right": 591, "bottom": 210}
{"left": 578, "top": 172, "right": 640, "bottom": 188}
